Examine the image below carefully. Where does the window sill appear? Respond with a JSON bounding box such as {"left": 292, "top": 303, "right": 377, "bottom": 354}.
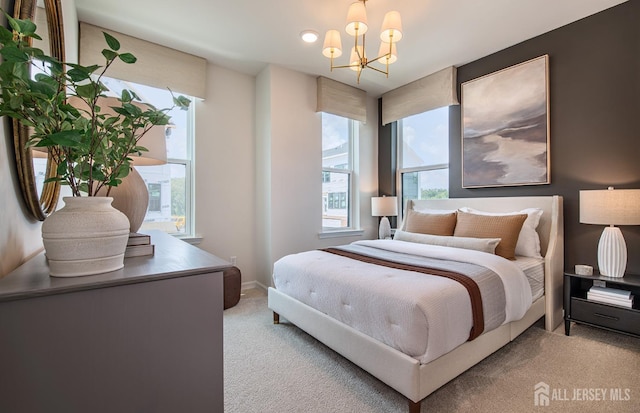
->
{"left": 173, "top": 234, "right": 203, "bottom": 245}
{"left": 318, "top": 229, "right": 365, "bottom": 239}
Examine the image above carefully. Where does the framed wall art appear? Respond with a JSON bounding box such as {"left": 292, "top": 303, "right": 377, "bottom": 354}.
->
{"left": 461, "top": 55, "right": 550, "bottom": 188}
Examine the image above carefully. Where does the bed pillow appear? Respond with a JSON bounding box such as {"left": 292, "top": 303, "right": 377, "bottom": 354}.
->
{"left": 453, "top": 211, "right": 528, "bottom": 260}
{"left": 459, "top": 207, "right": 543, "bottom": 258}
{"left": 394, "top": 230, "right": 501, "bottom": 254}
{"left": 403, "top": 209, "right": 457, "bottom": 236}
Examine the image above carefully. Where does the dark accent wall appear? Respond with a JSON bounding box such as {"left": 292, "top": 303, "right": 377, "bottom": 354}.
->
{"left": 377, "top": 98, "right": 398, "bottom": 227}
{"left": 380, "top": 0, "right": 640, "bottom": 274}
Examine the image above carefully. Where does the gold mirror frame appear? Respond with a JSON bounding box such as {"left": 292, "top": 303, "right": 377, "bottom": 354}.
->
{"left": 11, "top": 0, "right": 64, "bottom": 220}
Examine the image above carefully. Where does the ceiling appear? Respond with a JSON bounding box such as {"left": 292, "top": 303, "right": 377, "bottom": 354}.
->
{"left": 74, "top": 0, "right": 627, "bottom": 98}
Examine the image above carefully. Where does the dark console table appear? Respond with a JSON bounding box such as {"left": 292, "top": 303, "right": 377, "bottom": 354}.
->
{"left": 0, "top": 231, "right": 231, "bottom": 413}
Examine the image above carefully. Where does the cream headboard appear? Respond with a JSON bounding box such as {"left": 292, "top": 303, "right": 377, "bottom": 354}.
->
{"left": 404, "top": 195, "right": 564, "bottom": 331}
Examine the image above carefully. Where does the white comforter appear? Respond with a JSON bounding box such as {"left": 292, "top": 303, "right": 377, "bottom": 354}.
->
{"left": 272, "top": 239, "right": 532, "bottom": 364}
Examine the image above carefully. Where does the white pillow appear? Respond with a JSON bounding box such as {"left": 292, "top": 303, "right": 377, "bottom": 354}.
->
{"left": 458, "top": 207, "right": 543, "bottom": 258}
{"left": 394, "top": 230, "right": 501, "bottom": 254}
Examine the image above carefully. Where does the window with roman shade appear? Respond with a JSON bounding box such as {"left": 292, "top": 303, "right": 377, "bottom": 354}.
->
{"left": 79, "top": 23, "right": 204, "bottom": 238}
{"left": 79, "top": 22, "right": 207, "bottom": 99}
{"left": 381, "top": 66, "right": 459, "bottom": 126}
{"left": 316, "top": 76, "right": 367, "bottom": 123}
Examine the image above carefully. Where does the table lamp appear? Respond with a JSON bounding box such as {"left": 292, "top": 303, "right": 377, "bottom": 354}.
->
{"left": 371, "top": 195, "right": 398, "bottom": 239}
{"left": 580, "top": 187, "right": 640, "bottom": 277}
{"left": 71, "top": 96, "right": 167, "bottom": 233}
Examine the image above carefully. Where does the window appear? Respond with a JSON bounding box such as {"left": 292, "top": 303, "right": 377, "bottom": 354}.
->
{"left": 322, "top": 113, "right": 357, "bottom": 230}
{"left": 101, "top": 77, "right": 195, "bottom": 237}
{"left": 398, "top": 106, "right": 449, "bottom": 212}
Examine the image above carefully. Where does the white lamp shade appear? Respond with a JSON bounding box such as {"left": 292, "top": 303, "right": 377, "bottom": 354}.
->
{"left": 130, "top": 123, "right": 167, "bottom": 166}
{"left": 378, "top": 42, "right": 397, "bottom": 64}
{"left": 322, "top": 29, "right": 343, "bottom": 58}
{"left": 371, "top": 196, "right": 398, "bottom": 217}
{"left": 349, "top": 46, "right": 364, "bottom": 71}
{"left": 580, "top": 187, "right": 640, "bottom": 277}
{"left": 68, "top": 96, "right": 167, "bottom": 166}
{"left": 345, "top": 1, "right": 368, "bottom": 36}
{"left": 380, "top": 11, "right": 403, "bottom": 43}
{"left": 580, "top": 188, "right": 640, "bottom": 225}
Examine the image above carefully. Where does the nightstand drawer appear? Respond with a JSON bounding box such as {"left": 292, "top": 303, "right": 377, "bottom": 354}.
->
{"left": 571, "top": 298, "right": 640, "bottom": 336}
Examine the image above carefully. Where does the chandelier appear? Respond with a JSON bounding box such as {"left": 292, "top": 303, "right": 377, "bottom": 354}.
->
{"left": 322, "top": 0, "right": 403, "bottom": 83}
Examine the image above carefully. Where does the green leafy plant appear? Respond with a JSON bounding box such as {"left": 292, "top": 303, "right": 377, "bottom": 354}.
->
{"left": 0, "top": 12, "right": 190, "bottom": 196}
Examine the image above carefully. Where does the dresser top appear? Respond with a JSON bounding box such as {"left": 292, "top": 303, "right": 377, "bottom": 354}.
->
{"left": 0, "top": 231, "right": 231, "bottom": 302}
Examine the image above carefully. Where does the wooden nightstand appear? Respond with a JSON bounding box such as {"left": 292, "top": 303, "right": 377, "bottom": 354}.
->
{"left": 564, "top": 271, "right": 640, "bottom": 337}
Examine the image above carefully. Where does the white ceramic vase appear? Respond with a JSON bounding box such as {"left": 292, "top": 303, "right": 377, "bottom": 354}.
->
{"left": 42, "top": 197, "right": 130, "bottom": 277}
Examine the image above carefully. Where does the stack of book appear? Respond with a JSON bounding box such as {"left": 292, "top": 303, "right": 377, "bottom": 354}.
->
{"left": 587, "top": 286, "right": 634, "bottom": 308}
{"left": 125, "top": 233, "right": 155, "bottom": 258}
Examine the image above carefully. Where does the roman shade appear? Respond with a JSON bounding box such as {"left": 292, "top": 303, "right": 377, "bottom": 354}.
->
{"left": 316, "top": 76, "right": 367, "bottom": 123}
{"left": 381, "top": 66, "right": 459, "bottom": 125}
{"left": 79, "top": 22, "right": 207, "bottom": 99}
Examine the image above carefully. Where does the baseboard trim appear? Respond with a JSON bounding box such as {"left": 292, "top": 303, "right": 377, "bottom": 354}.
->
{"left": 241, "top": 280, "right": 268, "bottom": 293}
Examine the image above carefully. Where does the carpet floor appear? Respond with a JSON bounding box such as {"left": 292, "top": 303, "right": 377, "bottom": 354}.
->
{"left": 224, "top": 291, "right": 640, "bottom": 413}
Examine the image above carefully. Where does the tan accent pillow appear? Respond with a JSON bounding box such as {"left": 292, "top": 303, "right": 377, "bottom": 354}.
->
{"left": 394, "top": 230, "right": 501, "bottom": 254}
{"left": 453, "top": 211, "right": 528, "bottom": 260}
{"left": 404, "top": 209, "right": 457, "bottom": 236}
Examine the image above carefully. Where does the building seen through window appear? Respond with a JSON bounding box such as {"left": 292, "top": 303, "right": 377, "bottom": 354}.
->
{"left": 322, "top": 113, "right": 356, "bottom": 230}
{"left": 101, "top": 77, "right": 195, "bottom": 236}
{"left": 398, "top": 106, "right": 450, "bottom": 215}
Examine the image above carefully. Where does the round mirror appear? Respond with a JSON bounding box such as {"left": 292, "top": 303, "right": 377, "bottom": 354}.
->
{"left": 12, "top": 0, "right": 64, "bottom": 220}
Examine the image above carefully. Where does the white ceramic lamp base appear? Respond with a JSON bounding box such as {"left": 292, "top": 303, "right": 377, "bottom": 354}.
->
{"left": 378, "top": 216, "right": 391, "bottom": 239}
{"left": 597, "top": 226, "right": 627, "bottom": 278}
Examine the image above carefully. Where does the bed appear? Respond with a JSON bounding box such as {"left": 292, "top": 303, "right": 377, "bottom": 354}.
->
{"left": 268, "top": 196, "right": 563, "bottom": 412}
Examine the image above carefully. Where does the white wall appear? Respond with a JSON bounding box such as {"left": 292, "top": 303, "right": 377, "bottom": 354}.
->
{"left": 0, "top": 0, "right": 78, "bottom": 277}
{"left": 255, "top": 65, "right": 378, "bottom": 287}
{"left": 195, "top": 64, "right": 257, "bottom": 285}
{"left": 0, "top": 1, "right": 379, "bottom": 285}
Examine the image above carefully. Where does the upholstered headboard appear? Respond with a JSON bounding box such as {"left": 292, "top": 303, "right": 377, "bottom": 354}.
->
{"left": 404, "top": 195, "right": 564, "bottom": 331}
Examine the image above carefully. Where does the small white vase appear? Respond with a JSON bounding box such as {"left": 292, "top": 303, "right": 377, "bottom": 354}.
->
{"left": 42, "top": 197, "right": 130, "bottom": 277}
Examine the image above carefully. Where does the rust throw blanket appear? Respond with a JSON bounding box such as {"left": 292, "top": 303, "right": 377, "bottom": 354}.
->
{"left": 322, "top": 247, "right": 485, "bottom": 340}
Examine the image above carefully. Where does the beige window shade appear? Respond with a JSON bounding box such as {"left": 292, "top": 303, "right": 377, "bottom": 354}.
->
{"left": 79, "top": 22, "right": 207, "bottom": 99}
{"left": 316, "top": 77, "right": 367, "bottom": 123}
{"left": 381, "top": 66, "right": 459, "bottom": 125}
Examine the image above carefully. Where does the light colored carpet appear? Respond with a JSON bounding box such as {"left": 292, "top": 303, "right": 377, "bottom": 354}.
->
{"left": 224, "top": 291, "right": 640, "bottom": 413}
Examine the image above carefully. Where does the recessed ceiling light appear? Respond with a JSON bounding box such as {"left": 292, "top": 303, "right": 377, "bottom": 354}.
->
{"left": 300, "top": 30, "right": 319, "bottom": 43}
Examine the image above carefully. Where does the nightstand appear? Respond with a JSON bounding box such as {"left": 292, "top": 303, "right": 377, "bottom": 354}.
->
{"left": 564, "top": 271, "right": 640, "bottom": 337}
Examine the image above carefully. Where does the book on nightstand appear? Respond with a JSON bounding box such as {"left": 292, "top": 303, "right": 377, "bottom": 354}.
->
{"left": 125, "top": 243, "right": 155, "bottom": 258}
{"left": 587, "top": 286, "right": 634, "bottom": 308}
{"left": 127, "top": 232, "right": 151, "bottom": 246}
{"left": 125, "top": 232, "right": 155, "bottom": 257}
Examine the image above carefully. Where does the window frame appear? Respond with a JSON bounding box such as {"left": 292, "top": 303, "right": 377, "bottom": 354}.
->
{"left": 397, "top": 108, "right": 450, "bottom": 220}
{"left": 321, "top": 114, "right": 360, "bottom": 235}
{"left": 102, "top": 76, "right": 196, "bottom": 239}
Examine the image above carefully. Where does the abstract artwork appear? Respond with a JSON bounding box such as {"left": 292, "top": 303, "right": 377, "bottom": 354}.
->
{"left": 462, "top": 55, "right": 550, "bottom": 188}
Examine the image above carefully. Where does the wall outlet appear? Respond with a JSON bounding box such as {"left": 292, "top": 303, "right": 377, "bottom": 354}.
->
{"left": 230, "top": 256, "right": 237, "bottom": 266}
